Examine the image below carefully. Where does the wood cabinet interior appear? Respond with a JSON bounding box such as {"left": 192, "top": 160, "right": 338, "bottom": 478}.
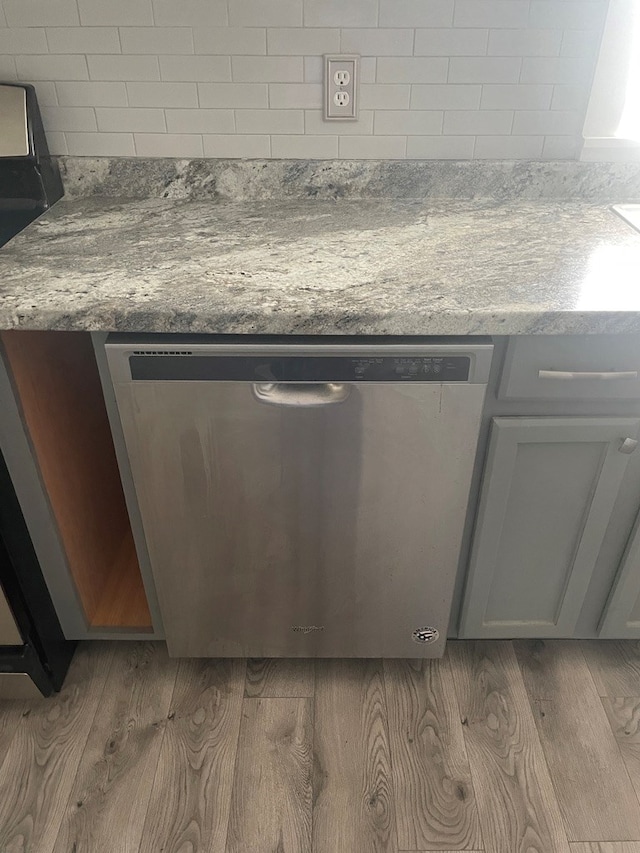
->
{"left": 0, "top": 330, "right": 152, "bottom": 631}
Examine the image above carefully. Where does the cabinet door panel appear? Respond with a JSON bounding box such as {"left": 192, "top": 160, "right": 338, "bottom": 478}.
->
{"left": 460, "top": 417, "right": 640, "bottom": 639}
{"left": 600, "top": 514, "right": 640, "bottom": 638}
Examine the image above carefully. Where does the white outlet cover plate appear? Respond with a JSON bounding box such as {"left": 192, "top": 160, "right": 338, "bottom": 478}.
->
{"left": 324, "top": 54, "right": 359, "bottom": 121}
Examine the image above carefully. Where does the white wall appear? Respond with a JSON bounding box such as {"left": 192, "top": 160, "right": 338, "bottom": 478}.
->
{"left": 0, "top": 0, "right": 608, "bottom": 159}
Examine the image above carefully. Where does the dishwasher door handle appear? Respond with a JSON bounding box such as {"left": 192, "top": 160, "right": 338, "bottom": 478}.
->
{"left": 538, "top": 369, "right": 639, "bottom": 381}
{"left": 252, "top": 382, "right": 351, "bottom": 408}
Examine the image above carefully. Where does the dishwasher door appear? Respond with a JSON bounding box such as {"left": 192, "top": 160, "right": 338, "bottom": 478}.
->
{"left": 106, "top": 342, "right": 492, "bottom": 658}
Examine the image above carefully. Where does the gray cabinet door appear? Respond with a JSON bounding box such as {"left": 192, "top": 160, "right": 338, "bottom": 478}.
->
{"left": 459, "top": 417, "right": 640, "bottom": 639}
{"left": 600, "top": 513, "right": 640, "bottom": 638}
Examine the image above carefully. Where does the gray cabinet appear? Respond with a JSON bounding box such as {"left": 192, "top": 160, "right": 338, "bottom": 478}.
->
{"left": 459, "top": 417, "right": 640, "bottom": 639}
{"left": 600, "top": 514, "right": 640, "bottom": 638}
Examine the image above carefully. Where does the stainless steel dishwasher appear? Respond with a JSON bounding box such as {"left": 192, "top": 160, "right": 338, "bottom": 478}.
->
{"left": 106, "top": 338, "right": 493, "bottom": 658}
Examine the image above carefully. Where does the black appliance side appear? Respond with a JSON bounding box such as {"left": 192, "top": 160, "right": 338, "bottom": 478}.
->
{"left": 0, "top": 449, "right": 76, "bottom": 694}
{"left": 0, "top": 82, "right": 64, "bottom": 247}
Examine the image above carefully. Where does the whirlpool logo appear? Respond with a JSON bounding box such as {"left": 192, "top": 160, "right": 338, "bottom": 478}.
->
{"left": 291, "top": 625, "right": 325, "bottom": 634}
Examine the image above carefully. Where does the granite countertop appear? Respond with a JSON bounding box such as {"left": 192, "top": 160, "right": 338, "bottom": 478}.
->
{"left": 1, "top": 194, "right": 640, "bottom": 335}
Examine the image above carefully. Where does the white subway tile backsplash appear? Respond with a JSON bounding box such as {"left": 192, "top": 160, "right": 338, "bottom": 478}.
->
{"left": 360, "top": 84, "right": 411, "bottom": 110}
{"left": 303, "top": 56, "right": 323, "bottom": 83}
{"left": 120, "top": 28, "right": 193, "bottom": 55}
{"left": 203, "top": 134, "right": 270, "bottom": 157}
{"left": 45, "top": 131, "right": 67, "bottom": 154}
{"left": 0, "top": 28, "right": 48, "bottom": 55}
{"left": 46, "top": 28, "right": 122, "bottom": 55}
{"left": 305, "top": 0, "right": 377, "bottom": 28}
{"left": 339, "top": 135, "right": 407, "bottom": 158}
{"left": 24, "top": 81, "right": 58, "bottom": 106}
{"left": 528, "top": 1, "right": 607, "bottom": 31}
{"left": 159, "top": 55, "right": 231, "bottom": 82}
{"left": 454, "top": 0, "right": 529, "bottom": 28}
{"left": 235, "top": 109, "right": 304, "bottom": 134}
{"left": 3, "top": 0, "right": 603, "bottom": 160}
{"left": 3, "top": 0, "right": 79, "bottom": 27}
{"left": 232, "top": 56, "right": 303, "bottom": 83}
{"left": 414, "top": 28, "right": 488, "bottom": 56}
{"left": 57, "top": 81, "right": 128, "bottom": 106}
{"left": 443, "top": 109, "right": 513, "bottom": 135}
{"left": 96, "top": 107, "right": 166, "bottom": 132}
{"left": 359, "top": 57, "right": 377, "bottom": 84}
{"left": 269, "top": 83, "right": 323, "bottom": 109}
{"left": 375, "top": 110, "right": 443, "bottom": 135}
{"left": 560, "top": 30, "right": 600, "bottom": 59}
{"left": 341, "top": 29, "right": 415, "bottom": 57}
{"left": 512, "top": 109, "right": 582, "bottom": 135}
{"left": 550, "top": 84, "right": 589, "bottom": 111}
{"left": 127, "top": 81, "right": 198, "bottom": 107}
{"left": 379, "top": 0, "right": 454, "bottom": 28}
{"left": 304, "top": 110, "right": 374, "bottom": 133}
{"left": 153, "top": 0, "right": 227, "bottom": 27}
{"left": 474, "top": 135, "right": 544, "bottom": 158}
{"left": 66, "top": 131, "right": 135, "bottom": 155}
{"left": 78, "top": 0, "right": 153, "bottom": 27}
{"left": 541, "top": 135, "right": 580, "bottom": 159}
{"left": 230, "top": 0, "right": 302, "bottom": 27}
{"left": 16, "top": 55, "right": 89, "bottom": 81}
{"left": 449, "top": 57, "right": 521, "bottom": 84}
{"left": 134, "top": 133, "right": 204, "bottom": 155}
{"left": 487, "top": 28, "right": 562, "bottom": 57}
{"left": 407, "top": 134, "right": 475, "bottom": 158}
{"left": 267, "top": 28, "right": 340, "bottom": 56}
{"left": 480, "top": 84, "right": 552, "bottom": 110}
{"left": 520, "top": 57, "right": 593, "bottom": 85}
{"left": 165, "top": 108, "right": 234, "bottom": 134}
{"left": 377, "top": 58, "right": 448, "bottom": 84}
{"left": 88, "top": 55, "right": 160, "bottom": 81}
{"left": 194, "top": 28, "right": 266, "bottom": 55}
{"left": 0, "top": 57, "right": 17, "bottom": 80}
{"left": 411, "top": 84, "right": 481, "bottom": 109}
{"left": 41, "top": 106, "right": 97, "bottom": 131}
{"left": 271, "top": 134, "right": 338, "bottom": 157}
{"left": 198, "top": 83, "right": 268, "bottom": 108}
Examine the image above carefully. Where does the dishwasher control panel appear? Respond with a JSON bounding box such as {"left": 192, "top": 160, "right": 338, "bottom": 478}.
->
{"left": 128, "top": 354, "right": 472, "bottom": 383}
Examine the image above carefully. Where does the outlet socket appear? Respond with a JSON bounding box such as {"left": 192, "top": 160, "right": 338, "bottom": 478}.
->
{"left": 324, "top": 55, "right": 359, "bottom": 121}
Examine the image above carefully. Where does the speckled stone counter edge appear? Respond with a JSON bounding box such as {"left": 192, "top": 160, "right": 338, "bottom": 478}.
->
{"left": 58, "top": 157, "right": 640, "bottom": 203}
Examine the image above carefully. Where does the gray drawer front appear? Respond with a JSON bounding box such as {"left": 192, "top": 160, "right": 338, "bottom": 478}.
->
{"left": 500, "top": 335, "right": 640, "bottom": 401}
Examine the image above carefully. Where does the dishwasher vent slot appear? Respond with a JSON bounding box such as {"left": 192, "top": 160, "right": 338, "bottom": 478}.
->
{"left": 132, "top": 350, "right": 194, "bottom": 356}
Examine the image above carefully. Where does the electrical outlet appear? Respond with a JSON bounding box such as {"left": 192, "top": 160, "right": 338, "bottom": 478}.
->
{"left": 324, "top": 55, "right": 359, "bottom": 121}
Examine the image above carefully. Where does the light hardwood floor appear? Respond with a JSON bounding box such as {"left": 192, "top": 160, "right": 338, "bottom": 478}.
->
{"left": 2, "top": 640, "right": 640, "bottom": 853}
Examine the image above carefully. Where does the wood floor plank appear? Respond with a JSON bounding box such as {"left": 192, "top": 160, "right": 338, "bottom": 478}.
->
{"left": 581, "top": 641, "right": 640, "bottom": 698}
{"left": 0, "top": 699, "right": 27, "bottom": 773}
{"left": 313, "top": 659, "right": 397, "bottom": 853}
{"left": 226, "top": 698, "right": 312, "bottom": 852}
{"left": 383, "top": 657, "right": 482, "bottom": 850}
{"left": 244, "top": 658, "right": 315, "bottom": 698}
{"left": 52, "top": 642, "right": 178, "bottom": 853}
{"left": 0, "top": 642, "right": 113, "bottom": 853}
{"left": 448, "top": 640, "right": 570, "bottom": 853}
{"left": 139, "top": 657, "right": 245, "bottom": 853}
{"left": 514, "top": 640, "right": 640, "bottom": 842}
{"left": 602, "top": 697, "right": 640, "bottom": 806}
{"left": 570, "top": 844, "right": 640, "bottom": 852}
